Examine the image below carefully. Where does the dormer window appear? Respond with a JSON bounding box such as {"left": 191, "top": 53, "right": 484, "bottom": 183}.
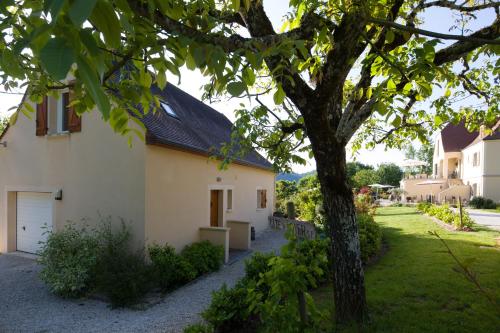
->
{"left": 160, "top": 101, "right": 178, "bottom": 119}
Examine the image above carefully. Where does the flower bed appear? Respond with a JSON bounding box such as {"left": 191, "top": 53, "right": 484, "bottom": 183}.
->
{"left": 416, "top": 202, "right": 474, "bottom": 231}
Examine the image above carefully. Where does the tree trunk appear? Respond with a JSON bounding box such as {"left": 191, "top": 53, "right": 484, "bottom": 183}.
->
{"left": 314, "top": 140, "right": 368, "bottom": 325}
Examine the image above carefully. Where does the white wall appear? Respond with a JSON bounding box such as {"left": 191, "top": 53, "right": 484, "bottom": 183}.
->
{"left": 0, "top": 106, "right": 146, "bottom": 252}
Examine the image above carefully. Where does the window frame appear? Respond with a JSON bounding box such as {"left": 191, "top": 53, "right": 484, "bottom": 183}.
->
{"left": 256, "top": 187, "right": 267, "bottom": 210}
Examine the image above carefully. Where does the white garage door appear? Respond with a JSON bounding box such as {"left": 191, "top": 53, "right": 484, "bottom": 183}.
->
{"left": 17, "top": 192, "right": 53, "bottom": 254}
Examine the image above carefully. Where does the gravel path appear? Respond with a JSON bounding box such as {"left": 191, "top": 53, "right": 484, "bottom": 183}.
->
{"left": 0, "top": 229, "right": 286, "bottom": 333}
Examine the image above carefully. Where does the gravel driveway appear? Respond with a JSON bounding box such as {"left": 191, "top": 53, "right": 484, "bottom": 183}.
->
{"left": 0, "top": 229, "right": 286, "bottom": 333}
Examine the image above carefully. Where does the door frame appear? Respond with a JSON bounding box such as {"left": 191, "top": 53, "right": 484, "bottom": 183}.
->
{"left": 207, "top": 185, "right": 234, "bottom": 228}
{"left": 3, "top": 186, "right": 58, "bottom": 253}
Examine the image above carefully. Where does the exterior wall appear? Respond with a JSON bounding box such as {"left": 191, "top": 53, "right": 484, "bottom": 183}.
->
{"left": 400, "top": 178, "right": 446, "bottom": 202}
{"left": 461, "top": 141, "right": 484, "bottom": 197}
{"left": 482, "top": 140, "right": 500, "bottom": 201}
{"left": 0, "top": 107, "right": 146, "bottom": 252}
{"left": 145, "top": 145, "right": 275, "bottom": 251}
{"left": 432, "top": 135, "right": 445, "bottom": 177}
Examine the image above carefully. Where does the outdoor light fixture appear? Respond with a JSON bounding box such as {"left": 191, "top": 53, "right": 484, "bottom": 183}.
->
{"left": 0, "top": 141, "right": 6, "bottom": 147}
{"left": 216, "top": 177, "right": 222, "bottom": 182}
{"left": 55, "top": 189, "right": 63, "bottom": 201}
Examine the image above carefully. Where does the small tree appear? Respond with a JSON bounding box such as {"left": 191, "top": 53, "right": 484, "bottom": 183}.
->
{"left": 377, "top": 163, "right": 403, "bottom": 187}
{"left": 353, "top": 169, "right": 380, "bottom": 188}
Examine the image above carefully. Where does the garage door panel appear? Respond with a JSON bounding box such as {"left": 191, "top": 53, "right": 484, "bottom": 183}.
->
{"left": 17, "top": 192, "right": 53, "bottom": 254}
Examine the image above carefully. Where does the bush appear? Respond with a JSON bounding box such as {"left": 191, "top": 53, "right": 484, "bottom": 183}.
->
{"left": 416, "top": 201, "right": 431, "bottom": 212}
{"left": 421, "top": 204, "right": 474, "bottom": 230}
{"left": 244, "top": 252, "right": 275, "bottom": 282}
{"left": 38, "top": 224, "right": 99, "bottom": 298}
{"left": 148, "top": 243, "right": 197, "bottom": 292}
{"left": 470, "top": 196, "right": 497, "bottom": 209}
{"left": 357, "top": 213, "right": 382, "bottom": 262}
{"left": 94, "top": 222, "right": 152, "bottom": 307}
{"left": 202, "top": 282, "right": 252, "bottom": 333}
{"left": 181, "top": 241, "right": 224, "bottom": 276}
{"left": 294, "top": 238, "right": 331, "bottom": 284}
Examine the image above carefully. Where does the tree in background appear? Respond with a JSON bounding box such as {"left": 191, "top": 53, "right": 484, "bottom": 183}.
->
{"left": 376, "top": 163, "right": 403, "bottom": 187}
{"left": 353, "top": 169, "right": 380, "bottom": 189}
{"left": 275, "top": 180, "right": 298, "bottom": 213}
{"left": 1, "top": 0, "right": 498, "bottom": 324}
{"left": 405, "top": 140, "right": 434, "bottom": 175}
{"left": 347, "top": 162, "right": 373, "bottom": 188}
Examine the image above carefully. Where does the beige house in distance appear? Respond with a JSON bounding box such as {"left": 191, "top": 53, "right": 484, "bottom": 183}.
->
{"left": 0, "top": 84, "right": 275, "bottom": 262}
{"left": 401, "top": 120, "right": 500, "bottom": 204}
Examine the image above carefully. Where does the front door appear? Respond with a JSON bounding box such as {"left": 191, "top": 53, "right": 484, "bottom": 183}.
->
{"left": 210, "top": 190, "right": 219, "bottom": 227}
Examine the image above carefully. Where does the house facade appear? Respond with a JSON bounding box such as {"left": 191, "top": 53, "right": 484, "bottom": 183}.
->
{"left": 0, "top": 84, "right": 275, "bottom": 261}
{"left": 401, "top": 121, "right": 500, "bottom": 203}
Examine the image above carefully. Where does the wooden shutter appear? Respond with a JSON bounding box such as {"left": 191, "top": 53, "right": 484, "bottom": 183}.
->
{"left": 36, "top": 97, "right": 48, "bottom": 136}
{"left": 65, "top": 90, "right": 81, "bottom": 133}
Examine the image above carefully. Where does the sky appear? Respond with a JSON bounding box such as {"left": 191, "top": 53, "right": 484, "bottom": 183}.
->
{"left": 0, "top": 1, "right": 496, "bottom": 173}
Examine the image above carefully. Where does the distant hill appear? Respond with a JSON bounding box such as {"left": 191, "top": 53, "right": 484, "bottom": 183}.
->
{"left": 277, "top": 171, "right": 316, "bottom": 182}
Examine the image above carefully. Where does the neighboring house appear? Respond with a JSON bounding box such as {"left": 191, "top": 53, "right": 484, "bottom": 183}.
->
{"left": 401, "top": 121, "right": 500, "bottom": 203}
{"left": 0, "top": 84, "right": 275, "bottom": 262}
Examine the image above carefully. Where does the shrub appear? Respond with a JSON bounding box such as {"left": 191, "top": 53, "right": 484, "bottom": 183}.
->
{"left": 38, "top": 224, "right": 99, "bottom": 298}
{"left": 181, "top": 241, "right": 224, "bottom": 276}
{"left": 416, "top": 201, "right": 431, "bottom": 212}
{"left": 357, "top": 213, "right": 382, "bottom": 262}
{"left": 355, "top": 193, "right": 376, "bottom": 215}
{"left": 422, "top": 204, "right": 474, "bottom": 230}
{"left": 244, "top": 252, "right": 275, "bottom": 282}
{"left": 470, "top": 196, "right": 497, "bottom": 209}
{"left": 94, "top": 222, "right": 152, "bottom": 307}
{"left": 202, "top": 281, "right": 252, "bottom": 333}
{"left": 294, "top": 238, "right": 331, "bottom": 284}
{"left": 148, "top": 243, "right": 197, "bottom": 292}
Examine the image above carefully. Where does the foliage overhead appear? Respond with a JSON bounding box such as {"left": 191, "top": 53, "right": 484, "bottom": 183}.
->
{"left": 0, "top": 0, "right": 498, "bottom": 170}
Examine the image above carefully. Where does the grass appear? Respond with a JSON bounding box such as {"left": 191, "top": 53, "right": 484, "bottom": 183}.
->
{"left": 313, "top": 206, "right": 500, "bottom": 332}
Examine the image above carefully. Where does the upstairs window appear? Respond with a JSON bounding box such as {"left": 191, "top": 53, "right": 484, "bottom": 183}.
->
{"left": 160, "top": 101, "right": 178, "bottom": 119}
{"left": 473, "top": 152, "right": 480, "bottom": 167}
{"left": 257, "top": 189, "right": 267, "bottom": 209}
{"left": 36, "top": 91, "right": 81, "bottom": 136}
{"left": 227, "top": 189, "right": 233, "bottom": 211}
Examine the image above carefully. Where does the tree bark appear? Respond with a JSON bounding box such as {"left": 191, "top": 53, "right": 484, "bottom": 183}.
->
{"left": 311, "top": 133, "right": 368, "bottom": 325}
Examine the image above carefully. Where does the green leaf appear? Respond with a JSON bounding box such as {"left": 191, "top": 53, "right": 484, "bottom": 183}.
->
{"left": 76, "top": 55, "right": 110, "bottom": 119}
{"left": 403, "top": 82, "right": 412, "bottom": 94}
{"left": 387, "top": 78, "right": 396, "bottom": 91}
{"left": 40, "top": 37, "right": 75, "bottom": 80}
{"left": 227, "top": 81, "right": 246, "bottom": 97}
{"left": 89, "top": 0, "right": 121, "bottom": 49}
{"left": 231, "top": 0, "right": 240, "bottom": 11}
{"left": 273, "top": 84, "right": 286, "bottom": 105}
{"left": 157, "top": 70, "right": 167, "bottom": 90}
{"left": 44, "top": 0, "right": 65, "bottom": 20}
{"left": 366, "top": 87, "right": 372, "bottom": 99}
{"left": 69, "top": 0, "right": 98, "bottom": 26}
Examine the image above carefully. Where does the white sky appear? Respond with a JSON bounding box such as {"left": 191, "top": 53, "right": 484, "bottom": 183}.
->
{"left": 0, "top": 1, "right": 495, "bottom": 173}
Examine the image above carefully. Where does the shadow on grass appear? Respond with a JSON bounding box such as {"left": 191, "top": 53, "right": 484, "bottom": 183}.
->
{"left": 313, "top": 209, "right": 500, "bottom": 333}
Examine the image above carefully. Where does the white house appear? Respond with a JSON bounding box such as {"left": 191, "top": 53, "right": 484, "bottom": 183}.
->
{"left": 401, "top": 120, "right": 500, "bottom": 203}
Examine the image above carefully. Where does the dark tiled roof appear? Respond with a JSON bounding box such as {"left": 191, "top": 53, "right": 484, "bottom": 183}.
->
{"left": 441, "top": 121, "right": 479, "bottom": 152}
{"left": 140, "top": 84, "right": 273, "bottom": 170}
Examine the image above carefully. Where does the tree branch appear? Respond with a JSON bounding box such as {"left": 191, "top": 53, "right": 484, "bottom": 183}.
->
{"left": 368, "top": 17, "right": 500, "bottom": 45}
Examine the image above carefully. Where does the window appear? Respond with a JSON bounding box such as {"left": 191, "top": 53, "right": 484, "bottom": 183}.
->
{"left": 473, "top": 152, "right": 480, "bottom": 167}
{"left": 160, "top": 101, "right": 178, "bottom": 118}
{"left": 257, "top": 189, "right": 267, "bottom": 209}
{"left": 36, "top": 91, "right": 81, "bottom": 136}
{"left": 227, "top": 189, "right": 233, "bottom": 210}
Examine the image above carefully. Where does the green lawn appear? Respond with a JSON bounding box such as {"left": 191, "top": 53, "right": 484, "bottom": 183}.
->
{"left": 313, "top": 206, "right": 500, "bottom": 332}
